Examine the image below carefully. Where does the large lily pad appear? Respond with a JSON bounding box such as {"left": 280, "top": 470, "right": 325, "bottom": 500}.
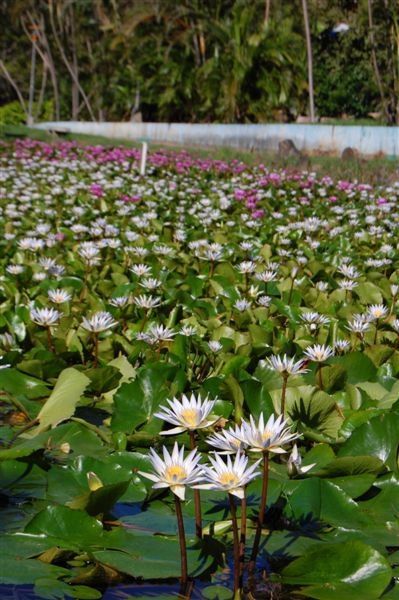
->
{"left": 280, "top": 540, "right": 392, "bottom": 600}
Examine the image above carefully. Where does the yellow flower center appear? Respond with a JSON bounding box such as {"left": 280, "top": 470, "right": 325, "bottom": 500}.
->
{"left": 180, "top": 408, "right": 199, "bottom": 427}
{"left": 219, "top": 472, "right": 240, "bottom": 487}
{"left": 261, "top": 429, "right": 272, "bottom": 442}
{"left": 164, "top": 465, "right": 187, "bottom": 483}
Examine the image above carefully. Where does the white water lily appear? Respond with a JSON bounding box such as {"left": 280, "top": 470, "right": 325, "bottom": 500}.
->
{"left": 109, "top": 295, "right": 131, "bottom": 308}
{"left": 48, "top": 288, "right": 72, "bottom": 304}
{"left": 194, "top": 451, "right": 261, "bottom": 499}
{"left": 30, "top": 307, "right": 62, "bottom": 327}
{"left": 130, "top": 263, "right": 152, "bottom": 277}
{"left": 207, "top": 424, "right": 248, "bottom": 454}
{"left": 265, "top": 354, "right": 309, "bottom": 376}
{"left": 138, "top": 442, "right": 203, "bottom": 501}
{"left": 155, "top": 393, "right": 219, "bottom": 435}
{"left": 238, "top": 413, "right": 300, "bottom": 454}
{"left": 133, "top": 294, "right": 162, "bottom": 309}
{"left": 303, "top": 343, "right": 334, "bottom": 363}
{"left": 208, "top": 340, "right": 223, "bottom": 352}
{"left": 81, "top": 311, "right": 118, "bottom": 332}
{"left": 367, "top": 303, "right": 388, "bottom": 321}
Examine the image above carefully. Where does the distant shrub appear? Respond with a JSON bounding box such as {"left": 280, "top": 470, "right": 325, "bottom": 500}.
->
{"left": 0, "top": 99, "right": 54, "bottom": 125}
{"left": 0, "top": 101, "right": 25, "bottom": 125}
{"left": 314, "top": 26, "right": 379, "bottom": 118}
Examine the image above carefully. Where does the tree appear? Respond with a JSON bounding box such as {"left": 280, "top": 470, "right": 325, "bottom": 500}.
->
{"left": 302, "top": 0, "right": 315, "bottom": 121}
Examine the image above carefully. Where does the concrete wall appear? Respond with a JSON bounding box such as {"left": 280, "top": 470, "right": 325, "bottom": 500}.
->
{"left": 33, "top": 121, "right": 399, "bottom": 158}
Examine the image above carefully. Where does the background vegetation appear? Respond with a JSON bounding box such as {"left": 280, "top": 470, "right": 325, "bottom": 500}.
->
{"left": 0, "top": 0, "right": 398, "bottom": 125}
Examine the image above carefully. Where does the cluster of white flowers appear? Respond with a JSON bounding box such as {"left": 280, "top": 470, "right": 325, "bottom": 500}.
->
{"left": 139, "top": 393, "right": 305, "bottom": 501}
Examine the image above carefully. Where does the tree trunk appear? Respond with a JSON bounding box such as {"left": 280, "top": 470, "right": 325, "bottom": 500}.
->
{"left": 0, "top": 60, "right": 28, "bottom": 118}
{"left": 34, "top": 62, "right": 48, "bottom": 120}
{"left": 302, "top": 0, "right": 315, "bottom": 122}
{"left": 24, "top": 11, "right": 61, "bottom": 120}
{"left": 48, "top": 0, "right": 96, "bottom": 121}
{"left": 264, "top": 0, "right": 271, "bottom": 25}
{"left": 69, "top": 5, "right": 80, "bottom": 119}
{"left": 367, "top": 0, "right": 390, "bottom": 123}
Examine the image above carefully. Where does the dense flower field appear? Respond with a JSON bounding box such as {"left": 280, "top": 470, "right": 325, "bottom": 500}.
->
{"left": 1, "top": 138, "right": 399, "bottom": 599}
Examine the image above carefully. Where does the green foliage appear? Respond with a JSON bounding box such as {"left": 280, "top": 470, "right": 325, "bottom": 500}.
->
{"left": 1, "top": 134, "right": 399, "bottom": 598}
{"left": 0, "top": 100, "right": 54, "bottom": 125}
{"left": 313, "top": 27, "right": 379, "bottom": 118}
{"left": 0, "top": 101, "right": 26, "bottom": 125}
{"left": 0, "top": 0, "right": 398, "bottom": 122}
{"left": 280, "top": 540, "right": 392, "bottom": 600}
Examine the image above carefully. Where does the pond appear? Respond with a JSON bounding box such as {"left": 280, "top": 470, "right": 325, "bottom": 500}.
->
{"left": 0, "top": 138, "right": 398, "bottom": 599}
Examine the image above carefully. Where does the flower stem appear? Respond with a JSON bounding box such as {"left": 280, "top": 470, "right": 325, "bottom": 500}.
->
{"left": 174, "top": 494, "right": 188, "bottom": 587}
{"left": 280, "top": 375, "right": 288, "bottom": 418}
{"left": 287, "top": 278, "right": 294, "bottom": 305}
{"left": 373, "top": 321, "right": 379, "bottom": 345}
{"left": 46, "top": 326, "right": 55, "bottom": 353}
{"left": 92, "top": 332, "right": 99, "bottom": 367}
{"left": 80, "top": 268, "right": 89, "bottom": 301}
{"left": 317, "top": 364, "right": 323, "bottom": 390}
{"left": 240, "top": 495, "right": 247, "bottom": 586}
{"left": 229, "top": 494, "right": 241, "bottom": 595}
{"left": 209, "top": 261, "right": 215, "bottom": 278}
{"left": 189, "top": 430, "right": 202, "bottom": 539}
{"left": 249, "top": 451, "right": 269, "bottom": 572}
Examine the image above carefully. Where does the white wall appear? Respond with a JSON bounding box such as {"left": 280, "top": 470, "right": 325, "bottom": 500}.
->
{"left": 33, "top": 121, "right": 399, "bottom": 158}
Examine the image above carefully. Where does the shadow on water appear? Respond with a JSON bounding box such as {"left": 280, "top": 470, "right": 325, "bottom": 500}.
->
{"left": 0, "top": 582, "right": 212, "bottom": 600}
{"left": 0, "top": 500, "right": 320, "bottom": 599}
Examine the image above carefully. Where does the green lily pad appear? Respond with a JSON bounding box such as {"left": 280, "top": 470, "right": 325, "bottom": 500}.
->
{"left": 111, "top": 363, "right": 186, "bottom": 434}
{"left": 0, "top": 368, "right": 50, "bottom": 399}
{"left": 280, "top": 540, "right": 392, "bottom": 600}
{"left": 22, "top": 368, "right": 90, "bottom": 437}
{"left": 93, "top": 535, "right": 213, "bottom": 580}
{"left": 338, "top": 410, "right": 399, "bottom": 470}
{"left": 24, "top": 505, "right": 104, "bottom": 550}
{"left": 0, "top": 557, "right": 69, "bottom": 585}
{"left": 282, "top": 477, "right": 372, "bottom": 529}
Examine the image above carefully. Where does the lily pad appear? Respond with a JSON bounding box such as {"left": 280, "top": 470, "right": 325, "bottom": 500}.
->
{"left": 280, "top": 540, "right": 392, "bottom": 600}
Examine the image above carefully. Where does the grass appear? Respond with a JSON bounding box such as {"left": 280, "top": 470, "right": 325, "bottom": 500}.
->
{"left": 1, "top": 123, "right": 398, "bottom": 185}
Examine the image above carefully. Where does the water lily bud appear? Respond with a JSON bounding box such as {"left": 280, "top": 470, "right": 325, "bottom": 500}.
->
{"left": 287, "top": 444, "right": 315, "bottom": 477}
{"left": 59, "top": 442, "right": 71, "bottom": 454}
{"left": 87, "top": 471, "right": 103, "bottom": 491}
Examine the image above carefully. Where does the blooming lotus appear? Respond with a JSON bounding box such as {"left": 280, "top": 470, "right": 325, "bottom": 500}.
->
{"left": 303, "top": 344, "right": 334, "bottom": 363}
{"left": 81, "top": 311, "right": 118, "bottom": 332}
{"left": 265, "top": 354, "right": 309, "bottom": 376}
{"left": 194, "top": 451, "right": 261, "bottom": 499}
{"left": 138, "top": 442, "right": 203, "bottom": 500}
{"left": 155, "top": 393, "right": 219, "bottom": 435}
{"left": 207, "top": 423, "right": 248, "bottom": 454}
{"left": 238, "top": 413, "right": 300, "bottom": 454}
{"left": 30, "top": 307, "right": 62, "bottom": 327}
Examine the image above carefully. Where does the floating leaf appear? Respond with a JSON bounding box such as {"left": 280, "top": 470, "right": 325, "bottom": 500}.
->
{"left": 111, "top": 363, "right": 186, "bottom": 433}
{"left": 22, "top": 368, "right": 90, "bottom": 437}
{"left": 330, "top": 353, "right": 377, "bottom": 385}
{"left": 0, "top": 368, "right": 50, "bottom": 399}
{"left": 67, "top": 479, "right": 131, "bottom": 517}
{"left": 282, "top": 478, "right": 372, "bottom": 530}
{"left": 93, "top": 535, "right": 213, "bottom": 580}
{"left": 280, "top": 540, "right": 392, "bottom": 600}
{"left": 85, "top": 366, "right": 122, "bottom": 394}
{"left": 25, "top": 505, "right": 104, "bottom": 551}
{"left": 338, "top": 410, "right": 399, "bottom": 470}
{"left": 0, "top": 558, "right": 68, "bottom": 585}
